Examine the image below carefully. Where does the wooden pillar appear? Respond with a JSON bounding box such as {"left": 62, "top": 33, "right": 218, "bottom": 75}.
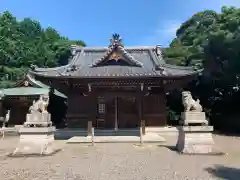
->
{"left": 162, "top": 90, "right": 168, "bottom": 126}
{"left": 88, "top": 93, "right": 96, "bottom": 136}
{"left": 138, "top": 93, "right": 145, "bottom": 134}
{"left": 65, "top": 93, "right": 76, "bottom": 128}
{"left": 158, "top": 81, "right": 168, "bottom": 126}
{"left": 114, "top": 96, "right": 118, "bottom": 131}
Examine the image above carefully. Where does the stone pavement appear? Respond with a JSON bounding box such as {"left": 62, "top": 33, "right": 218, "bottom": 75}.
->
{"left": 67, "top": 133, "right": 166, "bottom": 143}
{"left": 0, "top": 135, "right": 240, "bottom": 180}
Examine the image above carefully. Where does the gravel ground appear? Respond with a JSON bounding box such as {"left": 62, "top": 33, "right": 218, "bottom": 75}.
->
{"left": 0, "top": 134, "right": 240, "bottom": 180}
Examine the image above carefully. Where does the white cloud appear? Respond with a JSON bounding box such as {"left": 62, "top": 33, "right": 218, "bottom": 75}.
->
{"left": 139, "top": 0, "right": 240, "bottom": 47}
{"left": 205, "top": 0, "right": 240, "bottom": 12}
{"left": 218, "top": 0, "right": 240, "bottom": 7}
{"left": 140, "top": 20, "right": 181, "bottom": 47}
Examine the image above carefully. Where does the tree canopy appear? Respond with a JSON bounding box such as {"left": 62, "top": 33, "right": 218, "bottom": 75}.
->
{"left": 164, "top": 6, "right": 240, "bottom": 70}
{"left": 0, "top": 11, "right": 85, "bottom": 88}
{"left": 165, "top": 6, "right": 240, "bottom": 132}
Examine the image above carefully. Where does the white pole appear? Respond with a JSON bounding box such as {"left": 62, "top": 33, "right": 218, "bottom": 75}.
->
{"left": 1, "top": 117, "right": 6, "bottom": 139}
{"left": 91, "top": 127, "right": 94, "bottom": 146}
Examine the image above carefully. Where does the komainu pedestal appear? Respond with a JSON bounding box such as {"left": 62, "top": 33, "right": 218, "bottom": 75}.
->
{"left": 13, "top": 126, "right": 56, "bottom": 155}
{"left": 25, "top": 112, "right": 52, "bottom": 127}
{"left": 176, "top": 126, "right": 214, "bottom": 154}
{"left": 181, "top": 112, "right": 208, "bottom": 126}
{"left": 13, "top": 95, "right": 56, "bottom": 156}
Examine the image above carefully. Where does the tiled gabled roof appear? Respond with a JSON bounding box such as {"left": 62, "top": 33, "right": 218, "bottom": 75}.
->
{"left": 29, "top": 34, "right": 201, "bottom": 79}
{"left": 9, "top": 74, "right": 67, "bottom": 98}
{"left": 91, "top": 34, "right": 143, "bottom": 67}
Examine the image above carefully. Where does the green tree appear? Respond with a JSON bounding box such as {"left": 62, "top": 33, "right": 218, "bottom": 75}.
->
{"left": 0, "top": 11, "right": 86, "bottom": 88}
{"left": 165, "top": 6, "right": 240, "bottom": 132}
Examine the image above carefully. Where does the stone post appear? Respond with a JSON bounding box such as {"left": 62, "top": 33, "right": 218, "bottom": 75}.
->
{"left": 140, "top": 126, "right": 143, "bottom": 146}
{"left": 88, "top": 121, "right": 92, "bottom": 137}
{"left": 91, "top": 127, "right": 95, "bottom": 146}
{"left": 141, "top": 120, "right": 145, "bottom": 135}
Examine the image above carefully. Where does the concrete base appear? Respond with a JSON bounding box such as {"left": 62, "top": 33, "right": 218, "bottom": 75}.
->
{"left": 13, "top": 127, "right": 56, "bottom": 156}
{"left": 176, "top": 126, "right": 215, "bottom": 154}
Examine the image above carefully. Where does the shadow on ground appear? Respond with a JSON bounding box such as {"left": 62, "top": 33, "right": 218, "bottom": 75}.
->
{"left": 157, "top": 145, "right": 226, "bottom": 156}
{"left": 54, "top": 129, "right": 141, "bottom": 140}
{"left": 206, "top": 165, "right": 240, "bottom": 180}
{"left": 157, "top": 145, "right": 178, "bottom": 152}
{"left": 7, "top": 149, "right": 62, "bottom": 158}
{"left": 213, "top": 131, "right": 240, "bottom": 137}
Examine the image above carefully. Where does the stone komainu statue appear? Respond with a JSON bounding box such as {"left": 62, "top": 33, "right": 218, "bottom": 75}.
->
{"left": 182, "top": 91, "right": 203, "bottom": 112}
{"left": 25, "top": 94, "right": 51, "bottom": 127}
{"left": 29, "top": 94, "right": 49, "bottom": 114}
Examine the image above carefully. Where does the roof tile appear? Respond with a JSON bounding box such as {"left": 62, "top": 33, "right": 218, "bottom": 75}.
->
{"left": 29, "top": 35, "right": 200, "bottom": 78}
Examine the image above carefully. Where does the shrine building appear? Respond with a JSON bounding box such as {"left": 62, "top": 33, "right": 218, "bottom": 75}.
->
{"left": 25, "top": 34, "right": 201, "bottom": 129}
{"left": 0, "top": 34, "right": 201, "bottom": 129}
{"left": 0, "top": 74, "right": 66, "bottom": 126}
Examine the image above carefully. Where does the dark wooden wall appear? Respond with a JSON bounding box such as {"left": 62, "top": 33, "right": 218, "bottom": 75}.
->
{"left": 66, "top": 94, "right": 93, "bottom": 128}
{"left": 4, "top": 101, "right": 31, "bottom": 126}
{"left": 9, "top": 105, "right": 29, "bottom": 125}
{"left": 66, "top": 92, "right": 167, "bottom": 128}
{"left": 118, "top": 97, "right": 139, "bottom": 128}
{"left": 143, "top": 94, "right": 167, "bottom": 126}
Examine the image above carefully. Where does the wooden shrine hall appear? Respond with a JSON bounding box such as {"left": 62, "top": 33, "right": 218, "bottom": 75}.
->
{"left": 0, "top": 74, "right": 66, "bottom": 127}
{"left": 28, "top": 34, "right": 201, "bottom": 129}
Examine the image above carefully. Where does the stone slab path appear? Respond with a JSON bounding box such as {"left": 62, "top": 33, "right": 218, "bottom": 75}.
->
{"left": 67, "top": 133, "right": 166, "bottom": 143}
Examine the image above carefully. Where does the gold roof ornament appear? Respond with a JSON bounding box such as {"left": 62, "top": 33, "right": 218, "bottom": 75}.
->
{"left": 109, "top": 33, "right": 123, "bottom": 47}
{"left": 109, "top": 52, "right": 121, "bottom": 61}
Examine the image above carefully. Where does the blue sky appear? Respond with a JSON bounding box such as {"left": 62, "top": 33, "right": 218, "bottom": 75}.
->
{"left": 1, "top": 0, "right": 240, "bottom": 47}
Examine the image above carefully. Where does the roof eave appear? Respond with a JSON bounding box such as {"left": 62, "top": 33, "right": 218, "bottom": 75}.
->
{"left": 75, "top": 46, "right": 157, "bottom": 52}
{"left": 29, "top": 71, "right": 200, "bottom": 80}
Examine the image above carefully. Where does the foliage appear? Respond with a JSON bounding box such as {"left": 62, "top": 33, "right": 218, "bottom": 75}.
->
{"left": 165, "top": 6, "right": 240, "bottom": 131}
{"left": 0, "top": 11, "right": 86, "bottom": 88}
